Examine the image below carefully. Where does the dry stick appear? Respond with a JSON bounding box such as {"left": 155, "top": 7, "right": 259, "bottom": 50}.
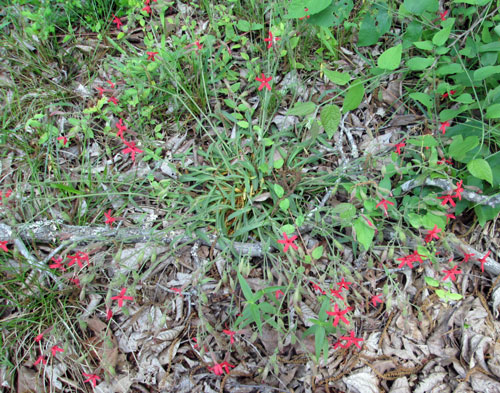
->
{"left": 1, "top": 215, "right": 498, "bottom": 276}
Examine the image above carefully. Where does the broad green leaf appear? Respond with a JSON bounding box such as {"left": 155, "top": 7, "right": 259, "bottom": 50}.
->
{"left": 342, "top": 79, "right": 365, "bottom": 113}
{"left": 468, "top": 158, "right": 493, "bottom": 185}
{"left": 315, "top": 326, "right": 325, "bottom": 360}
{"left": 479, "top": 42, "right": 500, "bottom": 52}
{"left": 296, "top": 215, "right": 305, "bottom": 226}
{"left": 280, "top": 224, "right": 295, "bottom": 235}
{"left": 435, "top": 289, "right": 447, "bottom": 299}
{"left": 407, "top": 57, "right": 435, "bottom": 70}
{"left": 486, "top": 103, "right": 500, "bottom": 119}
{"left": 323, "top": 69, "right": 350, "bottom": 85}
{"left": 409, "top": 92, "right": 433, "bottom": 110}
{"left": 433, "top": 19, "right": 455, "bottom": 46}
{"left": 448, "top": 135, "right": 479, "bottom": 161}
{"left": 274, "top": 184, "right": 284, "bottom": 198}
{"left": 308, "top": 0, "right": 353, "bottom": 28}
{"left": 320, "top": 104, "right": 341, "bottom": 138}
{"left": 425, "top": 277, "right": 440, "bottom": 287}
{"left": 354, "top": 217, "right": 375, "bottom": 251}
{"left": 454, "top": 93, "right": 473, "bottom": 104}
{"left": 404, "top": 0, "right": 434, "bottom": 13}
{"left": 237, "top": 20, "right": 251, "bottom": 31}
{"left": 237, "top": 120, "right": 249, "bottom": 128}
{"left": 439, "top": 107, "right": 466, "bottom": 122}
{"left": 378, "top": 44, "right": 402, "bottom": 70}
{"left": 279, "top": 198, "right": 290, "bottom": 211}
{"left": 312, "top": 245, "right": 323, "bottom": 260}
{"left": 250, "top": 303, "right": 262, "bottom": 332}
{"left": 436, "top": 63, "right": 463, "bottom": 75}
{"left": 286, "top": 0, "right": 332, "bottom": 18}
{"left": 286, "top": 101, "right": 316, "bottom": 116}
{"left": 447, "top": 292, "right": 463, "bottom": 300}
{"left": 473, "top": 65, "right": 500, "bottom": 81}
{"left": 358, "top": 5, "right": 392, "bottom": 46}
{"left": 452, "top": 0, "right": 492, "bottom": 5}
{"left": 273, "top": 158, "right": 284, "bottom": 169}
{"left": 407, "top": 135, "right": 438, "bottom": 147}
{"left": 413, "top": 41, "right": 434, "bottom": 50}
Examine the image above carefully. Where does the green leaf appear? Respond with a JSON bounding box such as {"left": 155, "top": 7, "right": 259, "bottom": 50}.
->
{"left": 447, "top": 292, "right": 463, "bottom": 300}
{"left": 308, "top": 0, "right": 353, "bottom": 28}
{"left": 286, "top": 0, "right": 332, "bottom": 18}
{"left": 448, "top": 135, "right": 479, "bottom": 161}
{"left": 407, "top": 135, "right": 438, "bottom": 147}
{"left": 413, "top": 41, "right": 434, "bottom": 50}
{"left": 312, "top": 245, "right": 323, "bottom": 260}
{"left": 486, "top": 103, "right": 500, "bottom": 119}
{"left": 353, "top": 217, "right": 375, "bottom": 251}
{"left": 296, "top": 215, "right": 305, "bottom": 227}
{"left": 323, "top": 69, "right": 350, "bottom": 85}
{"left": 452, "top": 0, "right": 492, "bottom": 5}
{"left": 468, "top": 159, "right": 493, "bottom": 185}
{"left": 357, "top": 5, "right": 392, "bottom": 46}
{"left": 377, "top": 44, "right": 402, "bottom": 70}
{"left": 286, "top": 101, "right": 316, "bottom": 116}
{"left": 342, "top": 79, "right": 365, "bottom": 113}
{"left": 409, "top": 92, "right": 433, "bottom": 111}
{"left": 404, "top": 0, "right": 435, "bottom": 13}
{"left": 281, "top": 224, "right": 295, "bottom": 235}
{"left": 237, "top": 120, "right": 249, "bottom": 128}
{"left": 279, "top": 198, "right": 290, "bottom": 211}
{"left": 407, "top": 57, "right": 435, "bottom": 70}
{"left": 320, "top": 104, "right": 341, "bottom": 138}
{"left": 473, "top": 65, "right": 500, "bottom": 81}
{"left": 273, "top": 158, "right": 284, "bottom": 169}
{"left": 250, "top": 303, "right": 263, "bottom": 333}
{"left": 237, "top": 20, "right": 251, "bottom": 32}
{"left": 433, "top": 19, "right": 455, "bottom": 46}
{"left": 238, "top": 272, "right": 255, "bottom": 302}
{"left": 454, "top": 93, "right": 473, "bottom": 104}
{"left": 436, "top": 63, "right": 463, "bottom": 76}
{"left": 315, "top": 326, "right": 325, "bottom": 360}
{"left": 274, "top": 184, "right": 284, "bottom": 198}
{"left": 435, "top": 289, "right": 447, "bottom": 299}
{"left": 424, "top": 276, "right": 440, "bottom": 287}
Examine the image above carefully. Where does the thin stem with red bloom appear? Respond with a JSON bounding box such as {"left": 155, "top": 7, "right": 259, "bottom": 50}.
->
{"left": 195, "top": 40, "right": 203, "bottom": 50}
{"left": 277, "top": 232, "right": 298, "bottom": 252}
{"left": 96, "top": 86, "right": 105, "bottom": 96}
{"left": 446, "top": 213, "right": 456, "bottom": 224}
{"left": 442, "top": 90, "right": 456, "bottom": 99}
{"left": 330, "top": 288, "right": 344, "bottom": 301}
{"left": 106, "top": 80, "right": 115, "bottom": 88}
{"left": 437, "top": 193, "right": 456, "bottom": 207}
{"left": 142, "top": 5, "right": 151, "bottom": 14}
{"left": 0, "top": 241, "right": 9, "bottom": 252}
{"left": 462, "top": 252, "right": 475, "bottom": 263}
{"left": 275, "top": 289, "right": 284, "bottom": 299}
{"left": 255, "top": 73, "right": 272, "bottom": 91}
{"left": 112, "top": 288, "right": 134, "bottom": 307}
{"left": 69, "top": 276, "right": 81, "bottom": 287}
{"left": 478, "top": 250, "right": 491, "bottom": 273}
{"left": 223, "top": 329, "right": 236, "bottom": 344}
{"left": 34, "top": 355, "right": 47, "bottom": 366}
{"left": 104, "top": 209, "right": 117, "bottom": 226}
{"left": 112, "top": 14, "right": 123, "bottom": 29}
{"left": 116, "top": 118, "right": 127, "bottom": 140}
{"left": 57, "top": 136, "right": 68, "bottom": 146}
{"left": 371, "top": 294, "right": 383, "bottom": 307}
{"left": 442, "top": 265, "right": 462, "bottom": 281}
{"left": 454, "top": 180, "right": 464, "bottom": 200}
{"left": 336, "top": 278, "right": 352, "bottom": 290}
{"left": 146, "top": 51, "right": 159, "bottom": 61}
{"left": 122, "top": 140, "right": 143, "bottom": 162}
{"left": 326, "top": 304, "right": 353, "bottom": 327}
{"left": 83, "top": 373, "right": 101, "bottom": 387}
{"left": 375, "top": 198, "right": 394, "bottom": 216}
{"left": 394, "top": 140, "right": 405, "bottom": 155}
{"left": 49, "top": 257, "right": 66, "bottom": 272}
{"left": 424, "top": 225, "right": 442, "bottom": 243}
{"left": 340, "top": 331, "right": 364, "bottom": 349}
{"left": 439, "top": 10, "right": 448, "bottom": 21}
{"left": 108, "top": 96, "right": 118, "bottom": 105}
{"left": 439, "top": 121, "right": 451, "bottom": 135}
{"left": 67, "top": 251, "right": 89, "bottom": 269}
{"left": 397, "top": 254, "right": 416, "bottom": 269}
{"left": 51, "top": 345, "right": 64, "bottom": 356}
{"left": 299, "top": 7, "right": 310, "bottom": 20}
{"left": 310, "top": 281, "right": 326, "bottom": 295}
{"left": 35, "top": 333, "right": 44, "bottom": 343}
{"left": 264, "top": 31, "right": 280, "bottom": 49}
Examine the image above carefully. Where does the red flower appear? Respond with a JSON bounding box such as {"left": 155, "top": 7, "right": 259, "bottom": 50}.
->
{"left": 424, "top": 225, "right": 441, "bottom": 243}
{"left": 326, "top": 304, "right": 352, "bottom": 327}
{"left": 34, "top": 355, "right": 47, "bottom": 366}
{"left": 337, "top": 278, "right": 352, "bottom": 290}
{"left": 146, "top": 51, "right": 159, "bottom": 61}
{"left": 83, "top": 373, "right": 101, "bottom": 387}
{"left": 394, "top": 141, "right": 405, "bottom": 155}
{"left": 371, "top": 294, "right": 383, "bottom": 307}
{"left": 277, "top": 232, "right": 298, "bottom": 253}
{"left": 340, "top": 331, "right": 364, "bottom": 349}
{"left": 96, "top": 86, "right": 105, "bottom": 96}
{"left": 275, "top": 289, "right": 284, "bottom": 299}
{"left": 142, "top": 5, "right": 152, "bottom": 14}
{"left": 208, "top": 361, "right": 235, "bottom": 375}
{"left": 104, "top": 209, "right": 116, "bottom": 226}
{"left": 454, "top": 180, "right": 464, "bottom": 201}
{"left": 333, "top": 340, "right": 345, "bottom": 349}
{"left": 264, "top": 31, "right": 280, "bottom": 49}
{"left": 437, "top": 194, "right": 456, "bottom": 207}
{"left": 112, "top": 14, "right": 123, "bottom": 29}
{"left": 106, "top": 80, "right": 115, "bottom": 88}
{"left": 122, "top": 140, "right": 143, "bottom": 162}
{"left": 223, "top": 329, "right": 236, "bottom": 344}
{"left": 442, "top": 265, "right": 462, "bottom": 281}
{"left": 195, "top": 40, "right": 202, "bottom": 50}
{"left": 0, "top": 241, "right": 9, "bottom": 252}
{"left": 439, "top": 10, "right": 448, "bottom": 21}
{"left": 445, "top": 213, "right": 456, "bottom": 223}
{"left": 255, "top": 73, "right": 272, "bottom": 91}
{"left": 106, "top": 308, "right": 113, "bottom": 320}
{"left": 478, "top": 251, "right": 491, "bottom": 273}
{"left": 111, "top": 288, "right": 134, "bottom": 307}
{"left": 330, "top": 288, "right": 344, "bottom": 301}
{"left": 69, "top": 276, "right": 81, "bottom": 287}
{"left": 439, "top": 121, "right": 450, "bottom": 135}
{"left": 49, "top": 257, "right": 66, "bottom": 272}
{"left": 108, "top": 96, "right": 118, "bottom": 105}
{"left": 34, "top": 333, "right": 44, "bottom": 343}
{"left": 67, "top": 251, "right": 89, "bottom": 269}
{"left": 116, "top": 118, "right": 127, "bottom": 140}
{"left": 51, "top": 345, "right": 64, "bottom": 356}
{"left": 5, "top": 190, "right": 11, "bottom": 198}
{"left": 57, "top": 136, "right": 68, "bottom": 146}
{"left": 311, "top": 281, "right": 326, "bottom": 295}
{"left": 437, "top": 157, "right": 453, "bottom": 165}
{"left": 410, "top": 250, "right": 425, "bottom": 264}
{"left": 397, "top": 254, "right": 415, "bottom": 269}
{"left": 442, "top": 90, "right": 456, "bottom": 99}
{"left": 375, "top": 198, "right": 394, "bottom": 216}
{"left": 299, "top": 7, "right": 310, "bottom": 20}
{"left": 462, "top": 252, "right": 475, "bottom": 263}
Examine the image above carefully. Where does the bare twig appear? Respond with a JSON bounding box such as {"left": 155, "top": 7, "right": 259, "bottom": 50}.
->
{"left": 401, "top": 177, "right": 500, "bottom": 208}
